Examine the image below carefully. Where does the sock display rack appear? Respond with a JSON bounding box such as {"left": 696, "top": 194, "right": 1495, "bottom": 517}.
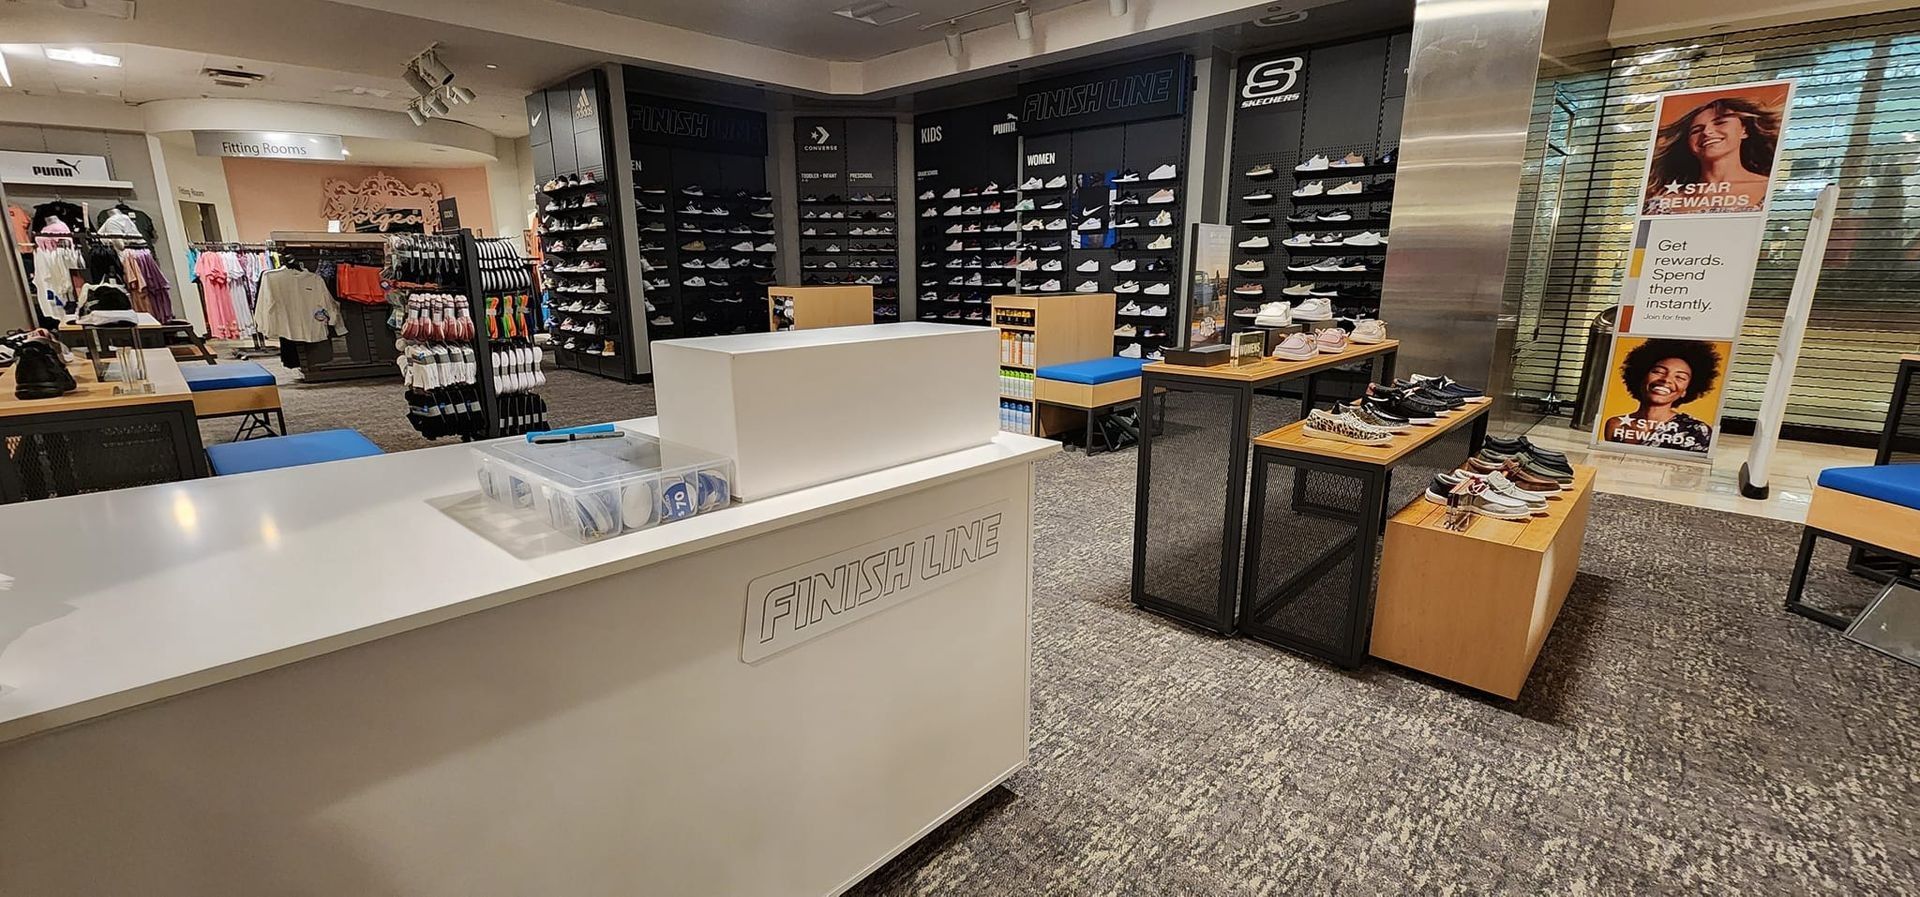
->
{"left": 537, "top": 171, "right": 635, "bottom": 378}
{"left": 399, "top": 230, "right": 550, "bottom": 442}
{"left": 1228, "top": 148, "right": 1397, "bottom": 334}
{"left": 798, "top": 193, "right": 899, "bottom": 321}
{"left": 1015, "top": 120, "right": 1190, "bottom": 362}
{"left": 913, "top": 182, "right": 1019, "bottom": 326}
{"left": 635, "top": 175, "right": 779, "bottom": 339}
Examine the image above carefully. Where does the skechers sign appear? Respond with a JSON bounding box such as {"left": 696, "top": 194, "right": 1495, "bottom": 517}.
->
{"left": 741, "top": 502, "right": 1008, "bottom": 662}
{"left": 1017, "top": 53, "right": 1191, "bottom": 136}
{"left": 1240, "top": 56, "right": 1305, "bottom": 108}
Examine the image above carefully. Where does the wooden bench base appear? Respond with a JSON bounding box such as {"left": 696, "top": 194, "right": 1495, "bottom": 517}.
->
{"left": 1788, "top": 486, "right": 1920, "bottom": 629}
{"left": 191, "top": 385, "right": 286, "bottom": 441}
{"left": 1035, "top": 377, "right": 1141, "bottom": 453}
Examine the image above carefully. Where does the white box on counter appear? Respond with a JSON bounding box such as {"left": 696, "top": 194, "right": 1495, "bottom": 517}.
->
{"left": 652, "top": 323, "right": 998, "bottom": 499}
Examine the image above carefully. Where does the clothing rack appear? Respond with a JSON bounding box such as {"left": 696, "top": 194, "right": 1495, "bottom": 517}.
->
{"left": 264, "top": 232, "right": 397, "bottom": 383}
{"left": 190, "top": 240, "right": 275, "bottom": 358}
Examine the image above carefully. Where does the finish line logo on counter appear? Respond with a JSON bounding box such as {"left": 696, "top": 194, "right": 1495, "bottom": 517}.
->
{"left": 742, "top": 502, "right": 1008, "bottom": 662}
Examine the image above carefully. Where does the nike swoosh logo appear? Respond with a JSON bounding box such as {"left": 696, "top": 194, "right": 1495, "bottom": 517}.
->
{"left": 531, "top": 111, "right": 544, "bottom": 127}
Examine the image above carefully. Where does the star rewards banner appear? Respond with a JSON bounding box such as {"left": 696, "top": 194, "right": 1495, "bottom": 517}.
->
{"left": 1592, "top": 79, "right": 1794, "bottom": 458}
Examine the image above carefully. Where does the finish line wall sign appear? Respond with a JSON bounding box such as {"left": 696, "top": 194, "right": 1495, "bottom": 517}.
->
{"left": 1591, "top": 78, "right": 1795, "bottom": 459}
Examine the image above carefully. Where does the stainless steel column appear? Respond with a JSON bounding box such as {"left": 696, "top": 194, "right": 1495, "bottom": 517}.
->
{"left": 1378, "top": 0, "right": 1552, "bottom": 389}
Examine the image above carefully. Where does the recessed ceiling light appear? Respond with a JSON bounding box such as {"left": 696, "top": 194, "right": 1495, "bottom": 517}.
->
{"left": 45, "top": 47, "right": 121, "bottom": 67}
{"left": 485, "top": 63, "right": 499, "bottom": 69}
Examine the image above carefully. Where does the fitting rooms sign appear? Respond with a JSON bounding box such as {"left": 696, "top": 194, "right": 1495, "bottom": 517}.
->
{"left": 194, "top": 131, "right": 346, "bottom": 160}
{"left": 741, "top": 502, "right": 1008, "bottom": 662}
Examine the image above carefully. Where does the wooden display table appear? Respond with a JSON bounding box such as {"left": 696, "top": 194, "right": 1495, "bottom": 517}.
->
{"left": 0, "top": 349, "right": 208, "bottom": 503}
{"left": 56, "top": 315, "right": 218, "bottom": 365}
{"left": 767, "top": 285, "right": 875, "bottom": 331}
{"left": 1131, "top": 340, "right": 1400, "bottom": 635}
{"left": 1238, "top": 394, "right": 1489, "bottom": 666}
{"left": 1372, "top": 465, "right": 1595, "bottom": 698}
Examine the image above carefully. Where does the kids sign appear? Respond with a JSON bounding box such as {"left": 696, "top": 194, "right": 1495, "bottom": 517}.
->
{"left": 1591, "top": 79, "right": 1794, "bottom": 458}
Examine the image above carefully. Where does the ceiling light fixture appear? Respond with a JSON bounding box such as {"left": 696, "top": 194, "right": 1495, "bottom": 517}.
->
{"left": 448, "top": 84, "right": 476, "bottom": 105}
{"left": 406, "top": 104, "right": 428, "bottom": 126}
{"left": 44, "top": 47, "right": 121, "bottom": 67}
{"left": 485, "top": 63, "right": 499, "bottom": 69}
{"left": 1013, "top": 3, "right": 1033, "bottom": 40}
{"left": 944, "top": 22, "right": 962, "bottom": 57}
{"left": 0, "top": 51, "right": 10, "bottom": 89}
{"left": 1110, "top": 0, "right": 1127, "bottom": 15}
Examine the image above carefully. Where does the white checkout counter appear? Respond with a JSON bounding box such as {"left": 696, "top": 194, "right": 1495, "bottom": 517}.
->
{"left": 0, "top": 326, "right": 1056, "bottom": 896}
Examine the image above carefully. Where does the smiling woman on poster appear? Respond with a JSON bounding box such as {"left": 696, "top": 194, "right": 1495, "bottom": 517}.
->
{"left": 1642, "top": 93, "right": 1784, "bottom": 216}
{"left": 1602, "top": 338, "right": 1723, "bottom": 453}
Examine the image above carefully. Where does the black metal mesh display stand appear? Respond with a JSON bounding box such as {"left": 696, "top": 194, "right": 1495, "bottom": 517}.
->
{"left": 1847, "top": 356, "right": 1920, "bottom": 582}
{"left": 0, "top": 405, "right": 206, "bottom": 503}
{"left": 1239, "top": 422, "right": 1482, "bottom": 667}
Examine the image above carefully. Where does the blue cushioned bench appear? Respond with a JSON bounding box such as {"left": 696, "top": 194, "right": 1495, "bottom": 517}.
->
{"left": 206, "top": 428, "right": 384, "bottom": 476}
{"left": 1787, "top": 462, "right": 1920, "bottom": 629}
{"left": 1035, "top": 357, "right": 1147, "bottom": 453}
{"left": 181, "top": 361, "right": 285, "bottom": 441}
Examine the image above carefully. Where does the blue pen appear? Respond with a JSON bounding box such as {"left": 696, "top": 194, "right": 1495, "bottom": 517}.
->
{"left": 527, "top": 424, "right": 619, "bottom": 444}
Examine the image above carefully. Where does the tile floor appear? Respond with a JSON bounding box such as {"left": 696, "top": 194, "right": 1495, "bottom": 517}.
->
{"left": 1522, "top": 419, "right": 1875, "bottom": 524}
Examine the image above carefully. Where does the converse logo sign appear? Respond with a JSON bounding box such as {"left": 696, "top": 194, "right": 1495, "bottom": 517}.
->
{"left": 1241, "top": 56, "right": 1305, "bottom": 108}
{"left": 803, "top": 124, "right": 838, "bottom": 152}
{"left": 742, "top": 502, "right": 1008, "bottom": 662}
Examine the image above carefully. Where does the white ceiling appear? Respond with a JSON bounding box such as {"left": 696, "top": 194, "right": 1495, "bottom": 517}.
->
{"left": 555, "top": 0, "right": 1089, "bottom": 61}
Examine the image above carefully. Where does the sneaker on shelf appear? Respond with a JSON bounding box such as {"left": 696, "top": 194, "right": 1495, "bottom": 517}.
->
{"left": 1330, "top": 152, "right": 1369, "bottom": 168}
{"left": 1410, "top": 373, "right": 1485, "bottom": 399}
{"left": 1232, "top": 307, "right": 1260, "bottom": 319}
{"left": 1282, "top": 234, "right": 1316, "bottom": 247}
{"left": 1147, "top": 235, "right": 1173, "bottom": 250}
{"left": 1315, "top": 328, "right": 1350, "bottom": 354}
{"left": 1272, "top": 333, "right": 1317, "bottom": 361}
{"left": 1144, "top": 284, "right": 1171, "bottom": 296}
{"left": 1036, "top": 278, "right": 1063, "bottom": 292}
{"left": 1078, "top": 217, "right": 1104, "bottom": 231}
{"left": 1247, "top": 162, "right": 1279, "bottom": 178}
{"left": 1020, "top": 176, "right": 1046, "bottom": 191}
{"left": 1147, "top": 163, "right": 1178, "bottom": 180}
{"left": 918, "top": 190, "right": 936, "bottom": 200}
{"left": 1281, "top": 283, "right": 1317, "bottom": 297}
{"left": 1327, "top": 180, "right": 1364, "bottom": 196}
{"left": 1312, "top": 234, "right": 1347, "bottom": 247}
{"left": 684, "top": 276, "right": 707, "bottom": 287}
{"left": 1295, "top": 155, "right": 1331, "bottom": 172}
{"left": 1114, "top": 324, "right": 1138, "bottom": 337}
{"left": 1245, "top": 189, "right": 1277, "bottom": 202}
{"left": 1111, "top": 259, "right": 1138, "bottom": 273}
{"left": 1344, "top": 231, "right": 1386, "bottom": 247}
{"left": 1442, "top": 470, "right": 1549, "bottom": 511}
{"left": 1317, "top": 210, "right": 1354, "bottom": 222}
{"left": 1114, "top": 281, "right": 1141, "bottom": 294}
{"left": 1234, "top": 283, "right": 1265, "bottom": 297}
{"left": 1304, "top": 408, "right": 1395, "bottom": 446}
{"left": 1238, "top": 235, "right": 1270, "bottom": 249}
{"left": 1351, "top": 319, "right": 1388, "bottom": 345}
{"left": 1013, "top": 198, "right": 1037, "bottom": 211}
{"left": 1118, "top": 300, "right": 1144, "bottom": 315}
{"left": 1042, "top": 259, "right": 1064, "bottom": 272}
{"left": 1075, "top": 280, "right": 1100, "bottom": 293}
{"left": 1147, "top": 189, "right": 1176, "bottom": 204}
{"left": 1118, "top": 342, "right": 1144, "bottom": 359}
{"left": 1072, "top": 259, "right": 1099, "bottom": 274}
{"left": 1424, "top": 475, "right": 1533, "bottom": 519}
{"left": 1292, "top": 297, "right": 1334, "bottom": 321}
{"left": 1148, "top": 211, "right": 1174, "bottom": 227}
{"left": 1235, "top": 260, "right": 1268, "bottom": 274}
{"left": 1253, "top": 301, "right": 1291, "bottom": 326}
{"left": 1380, "top": 148, "right": 1399, "bottom": 167}
{"left": 1147, "top": 348, "right": 1165, "bottom": 362}
{"left": 1141, "top": 303, "right": 1168, "bottom": 316}
{"left": 1114, "top": 170, "right": 1143, "bottom": 184}
{"left": 1242, "top": 215, "right": 1273, "bottom": 226}
{"left": 1044, "top": 175, "right": 1069, "bottom": 188}
{"left": 1347, "top": 402, "right": 1411, "bottom": 433}
{"left": 1293, "top": 181, "right": 1326, "bottom": 198}
{"left": 651, "top": 315, "right": 675, "bottom": 326}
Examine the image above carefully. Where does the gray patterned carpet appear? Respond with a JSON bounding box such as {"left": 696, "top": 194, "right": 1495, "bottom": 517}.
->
{"left": 261, "top": 360, "right": 1920, "bottom": 896}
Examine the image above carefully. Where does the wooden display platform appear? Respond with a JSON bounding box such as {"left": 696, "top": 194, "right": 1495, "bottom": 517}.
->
{"left": 767, "top": 285, "right": 874, "bottom": 331}
{"left": 1253, "top": 393, "right": 1490, "bottom": 461}
{"left": 1371, "top": 465, "right": 1597, "bottom": 699}
{"left": 991, "top": 293, "right": 1116, "bottom": 438}
{"left": 0, "top": 349, "right": 191, "bottom": 419}
{"left": 1143, "top": 338, "right": 1398, "bottom": 385}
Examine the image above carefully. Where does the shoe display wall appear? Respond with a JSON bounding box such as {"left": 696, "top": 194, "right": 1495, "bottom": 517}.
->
{"left": 1225, "top": 33, "right": 1407, "bottom": 338}
{"left": 796, "top": 117, "right": 901, "bottom": 322}
{"left": 1017, "top": 114, "right": 1189, "bottom": 358}
{"left": 913, "top": 98, "right": 1022, "bottom": 326}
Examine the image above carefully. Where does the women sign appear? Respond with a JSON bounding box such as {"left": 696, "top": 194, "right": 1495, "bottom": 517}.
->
{"left": 1593, "top": 80, "right": 1793, "bottom": 457}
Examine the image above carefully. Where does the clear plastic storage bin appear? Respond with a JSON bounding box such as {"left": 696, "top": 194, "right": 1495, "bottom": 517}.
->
{"left": 472, "top": 430, "right": 735, "bottom": 543}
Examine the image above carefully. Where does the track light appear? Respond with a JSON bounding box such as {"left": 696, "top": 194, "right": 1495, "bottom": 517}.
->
{"left": 1014, "top": 4, "right": 1033, "bottom": 40}
{"left": 423, "top": 93, "right": 450, "bottom": 117}
{"left": 1109, "top": 0, "right": 1127, "bottom": 14}
{"left": 416, "top": 51, "right": 455, "bottom": 86}
{"left": 401, "top": 64, "right": 436, "bottom": 97}
{"left": 944, "top": 23, "right": 962, "bottom": 58}
{"left": 448, "top": 84, "right": 476, "bottom": 105}
{"left": 406, "top": 104, "right": 428, "bottom": 126}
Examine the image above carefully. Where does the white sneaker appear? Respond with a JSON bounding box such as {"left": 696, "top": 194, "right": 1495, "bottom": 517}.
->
{"left": 1046, "top": 218, "right": 1068, "bottom": 231}
{"left": 943, "top": 187, "right": 963, "bottom": 199}
{"left": 1344, "top": 231, "right": 1385, "bottom": 246}
{"left": 1115, "top": 281, "right": 1141, "bottom": 293}
{"left": 1253, "top": 301, "right": 1292, "bottom": 326}
{"left": 1295, "top": 155, "right": 1330, "bottom": 172}
{"left": 1292, "top": 181, "right": 1325, "bottom": 198}
{"left": 1292, "top": 297, "right": 1333, "bottom": 321}
{"left": 1147, "top": 189, "right": 1176, "bottom": 204}
{"left": 1114, "top": 324, "right": 1138, "bottom": 337}
{"left": 755, "top": 242, "right": 777, "bottom": 252}
{"left": 1016, "top": 258, "right": 1039, "bottom": 272}
{"left": 1079, "top": 218, "right": 1103, "bottom": 231}
{"left": 1142, "top": 303, "right": 1168, "bottom": 315}
{"left": 1147, "top": 163, "right": 1178, "bottom": 180}
{"left": 919, "top": 190, "right": 936, "bottom": 200}
{"left": 1246, "top": 163, "right": 1277, "bottom": 178}
{"left": 1075, "top": 280, "right": 1100, "bottom": 293}
{"left": 1327, "top": 180, "right": 1364, "bottom": 196}
{"left": 1351, "top": 319, "right": 1388, "bottom": 344}
{"left": 1144, "top": 284, "right": 1171, "bottom": 296}
{"left": 1118, "top": 342, "right": 1144, "bottom": 359}
{"left": 1235, "top": 260, "right": 1266, "bottom": 273}
{"left": 1148, "top": 235, "right": 1173, "bottom": 250}
{"left": 1019, "top": 177, "right": 1044, "bottom": 191}
{"left": 1111, "top": 259, "right": 1137, "bottom": 272}
{"left": 1119, "top": 301, "right": 1144, "bottom": 315}
{"left": 1281, "top": 283, "right": 1316, "bottom": 297}
{"left": 1036, "top": 278, "right": 1062, "bottom": 291}
{"left": 1149, "top": 211, "right": 1173, "bottom": 226}
{"left": 1239, "top": 235, "right": 1270, "bottom": 249}
{"left": 684, "top": 276, "right": 707, "bottom": 287}
{"left": 1042, "top": 260, "right": 1064, "bottom": 271}
{"left": 1013, "top": 199, "right": 1036, "bottom": 211}
{"left": 1076, "top": 259, "right": 1100, "bottom": 273}
{"left": 1282, "top": 234, "right": 1315, "bottom": 247}
{"left": 1044, "top": 175, "right": 1068, "bottom": 188}
{"left": 1244, "top": 189, "right": 1276, "bottom": 201}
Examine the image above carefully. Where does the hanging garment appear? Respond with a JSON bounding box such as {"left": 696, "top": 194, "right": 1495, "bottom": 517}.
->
{"left": 195, "top": 250, "right": 241, "bottom": 339}
{"left": 124, "top": 248, "right": 174, "bottom": 321}
{"left": 334, "top": 263, "right": 387, "bottom": 305}
{"left": 32, "top": 240, "right": 84, "bottom": 316}
{"left": 7, "top": 204, "right": 28, "bottom": 249}
{"left": 255, "top": 267, "right": 343, "bottom": 343}
{"left": 94, "top": 205, "right": 156, "bottom": 240}
{"left": 30, "top": 201, "right": 86, "bottom": 233}
{"left": 96, "top": 210, "right": 143, "bottom": 238}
